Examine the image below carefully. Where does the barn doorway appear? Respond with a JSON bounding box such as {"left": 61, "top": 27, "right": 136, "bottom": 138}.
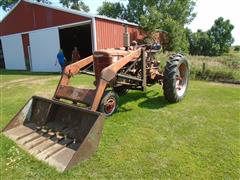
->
{"left": 59, "top": 23, "right": 92, "bottom": 64}
{"left": 0, "top": 39, "right": 5, "bottom": 69}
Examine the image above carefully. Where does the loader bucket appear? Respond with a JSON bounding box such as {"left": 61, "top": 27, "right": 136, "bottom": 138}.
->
{"left": 2, "top": 96, "right": 104, "bottom": 172}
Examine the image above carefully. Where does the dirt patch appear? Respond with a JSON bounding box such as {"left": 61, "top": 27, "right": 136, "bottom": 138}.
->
{"left": 209, "top": 81, "right": 240, "bottom": 88}
{"left": 1, "top": 77, "right": 59, "bottom": 88}
{"left": 28, "top": 77, "right": 60, "bottom": 84}
{"left": 0, "top": 77, "right": 37, "bottom": 87}
{"left": 23, "top": 77, "right": 59, "bottom": 86}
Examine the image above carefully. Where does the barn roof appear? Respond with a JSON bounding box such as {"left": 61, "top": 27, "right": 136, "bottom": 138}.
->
{"left": 1, "top": 0, "right": 139, "bottom": 27}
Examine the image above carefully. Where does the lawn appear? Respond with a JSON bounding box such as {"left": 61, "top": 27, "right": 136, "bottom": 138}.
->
{"left": 0, "top": 70, "right": 240, "bottom": 179}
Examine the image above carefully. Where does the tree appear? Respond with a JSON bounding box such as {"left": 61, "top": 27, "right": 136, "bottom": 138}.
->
{"left": 188, "top": 29, "right": 212, "bottom": 55}
{"left": 208, "top": 17, "right": 234, "bottom": 55}
{"left": 131, "top": 0, "right": 196, "bottom": 52}
{"left": 126, "top": 0, "right": 148, "bottom": 23}
{"left": 161, "top": 17, "right": 190, "bottom": 53}
{"left": 0, "top": 0, "right": 51, "bottom": 11}
{"left": 139, "top": 6, "right": 162, "bottom": 37}
{"left": 234, "top": 46, "right": 240, "bottom": 52}
{"left": 97, "top": 0, "right": 196, "bottom": 25}
{"left": 189, "top": 17, "right": 234, "bottom": 56}
{"left": 59, "top": 0, "right": 89, "bottom": 12}
{"left": 97, "top": 0, "right": 196, "bottom": 52}
{"left": 126, "top": 0, "right": 196, "bottom": 25}
{"left": 97, "top": 2, "right": 126, "bottom": 19}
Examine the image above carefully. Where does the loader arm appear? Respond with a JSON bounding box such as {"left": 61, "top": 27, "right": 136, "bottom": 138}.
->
{"left": 91, "top": 49, "right": 142, "bottom": 111}
{"left": 58, "top": 55, "right": 93, "bottom": 86}
{"left": 53, "top": 55, "right": 94, "bottom": 99}
{"left": 54, "top": 49, "right": 141, "bottom": 112}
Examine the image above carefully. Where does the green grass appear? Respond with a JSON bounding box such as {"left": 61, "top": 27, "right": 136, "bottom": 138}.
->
{"left": 0, "top": 69, "right": 59, "bottom": 83}
{"left": 1, "top": 71, "right": 240, "bottom": 179}
{"left": 157, "top": 51, "right": 240, "bottom": 82}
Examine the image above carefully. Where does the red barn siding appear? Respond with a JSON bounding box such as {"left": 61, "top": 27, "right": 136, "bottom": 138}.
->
{"left": 0, "top": 1, "right": 90, "bottom": 36}
{"left": 153, "top": 31, "right": 169, "bottom": 48}
{"left": 95, "top": 18, "right": 143, "bottom": 50}
{"left": 0, "top": 23, "right": 2, "bottom": 35}
{"left": 21, "top": 33, "right": 30, "bottom": 60}
{"left": 128, "top": 25, "right": 144, "bottom": 42}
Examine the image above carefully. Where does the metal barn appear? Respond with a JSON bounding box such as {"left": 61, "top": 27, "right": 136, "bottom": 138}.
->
{"left": 0, "top": 0, "right": 143, "bottom": 72}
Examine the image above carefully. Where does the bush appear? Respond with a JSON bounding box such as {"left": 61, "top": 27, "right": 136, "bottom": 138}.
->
{"left": 189, "top": 17, "right": 234, "bottom": 56}
{"left": 156, "top": 52, "right": 240, "bottom": 82}
{"left": 234, "top": 46, "right": 240, "bottom": 51}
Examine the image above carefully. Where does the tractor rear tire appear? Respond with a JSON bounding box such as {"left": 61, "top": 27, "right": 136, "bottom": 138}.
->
{"left": 163, "top": 54, "right": 189, "bottom": 102}
{"left": 98, "top": 91, "right": 119, "bottom": 116}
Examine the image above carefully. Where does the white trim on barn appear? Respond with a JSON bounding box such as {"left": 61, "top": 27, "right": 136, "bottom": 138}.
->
{"left": 95, "top": 15, "right": 139, "bottom": 27}
{"left": 29, "top": 28, "right": 60, "bottom": 72}
{"left": 91, "top": 17, "right": 97, "bottom": 52}
{"left": 1, "top": 34, "right": 26, "bottom": 70}
{"left": 58, "top": 20, "right": 91, "bottom": 29}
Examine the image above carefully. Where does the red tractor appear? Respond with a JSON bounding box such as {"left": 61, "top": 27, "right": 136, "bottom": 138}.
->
{"left": 3, "top": 44, "right": 189, "bottom": 172}
{"left": 54, "top": 45, "right": 189, "bottom": 116}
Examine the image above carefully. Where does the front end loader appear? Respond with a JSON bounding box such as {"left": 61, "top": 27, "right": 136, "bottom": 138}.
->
{"left": 3, "top": 45, "right": 189, "bottom": 172}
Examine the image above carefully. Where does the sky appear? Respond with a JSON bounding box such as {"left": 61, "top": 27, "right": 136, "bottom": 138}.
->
{"left": 0, "top": 0, "right": 239, "bottom": 45}
{"left": 187, "top": 0, "right": 239, "bottom": 45}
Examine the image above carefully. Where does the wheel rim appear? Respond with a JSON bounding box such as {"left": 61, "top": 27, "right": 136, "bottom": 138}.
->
{"left": 104, "top": 98, "right": 116, "bottom": 115}
{"left": 176, "top": 63, "right": 188, "bottom": 97}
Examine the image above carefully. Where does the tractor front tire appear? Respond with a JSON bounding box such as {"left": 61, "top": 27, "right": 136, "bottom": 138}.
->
{"left": 98, "top": 91, "right": 119, "bottom": 116}
{"left": 163, "top": 54, "right": 189, "bottom": 102}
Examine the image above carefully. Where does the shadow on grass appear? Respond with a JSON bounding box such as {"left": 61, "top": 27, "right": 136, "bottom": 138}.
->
{"left": 117, "top": 90, "right": 169, "bottom": 113}
{"left": 138, "top": 95, "right": 169, "bottom": 109}
{"left": 0, "top": 69, "right": 59, "bottom": 76}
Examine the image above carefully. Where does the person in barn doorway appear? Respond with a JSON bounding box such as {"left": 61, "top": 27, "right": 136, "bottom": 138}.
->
{"left": 55, "top": 49, "right": 66, "bottom": 73}
{"left": 71, "top": 46, "right": 81, "bottom": 63}
{"left": 131, "top": 40, "right": 138, "bottom": 50}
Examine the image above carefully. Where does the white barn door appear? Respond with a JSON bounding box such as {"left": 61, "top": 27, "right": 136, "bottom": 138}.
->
{"left": 29, "top": 28, "right": 60, "bottom": 72}
{"left": 1, "top": 34, "right": 26, "bottom": 70}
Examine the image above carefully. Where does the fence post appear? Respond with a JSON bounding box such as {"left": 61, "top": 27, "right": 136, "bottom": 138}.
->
{"left": 202, "top": 62, "right": 207, "bottom": 79}
{"left": 202, "top": 62, "right": 206, "bottom": 74}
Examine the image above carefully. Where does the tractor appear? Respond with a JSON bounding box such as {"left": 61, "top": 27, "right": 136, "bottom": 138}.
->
{"left": 3, "top": 43, "right": 189, "bottom": 172}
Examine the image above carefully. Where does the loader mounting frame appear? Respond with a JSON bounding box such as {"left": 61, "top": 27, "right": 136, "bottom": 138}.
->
{"left": 53, "top": 48, "right": 149, "bottom": 112}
